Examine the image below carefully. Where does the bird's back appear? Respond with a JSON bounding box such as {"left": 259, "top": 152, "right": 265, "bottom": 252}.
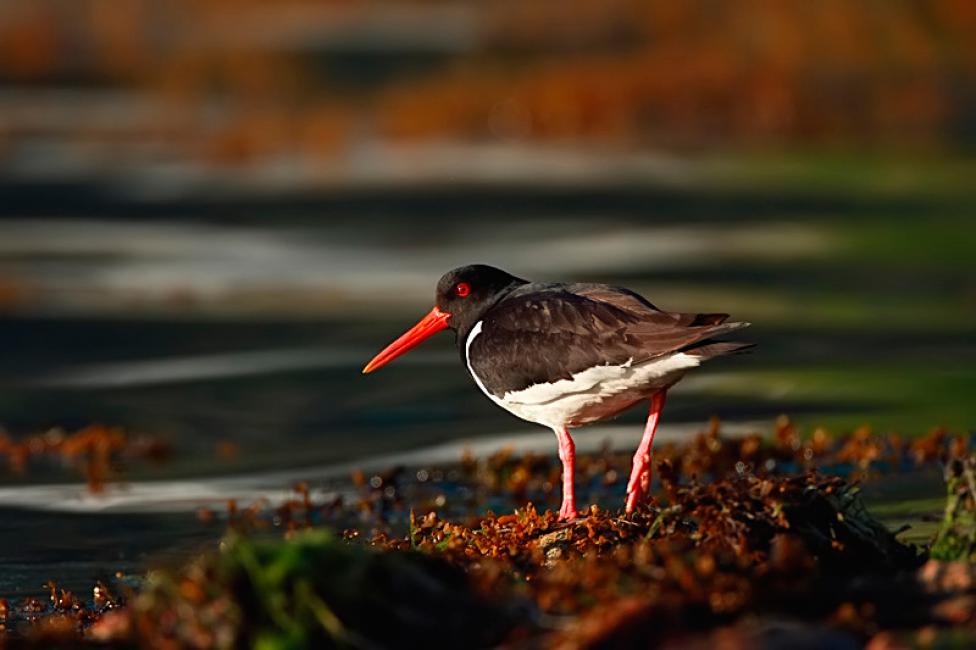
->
{"left": 462, "top": 282, "right": 750, "bottom": 428}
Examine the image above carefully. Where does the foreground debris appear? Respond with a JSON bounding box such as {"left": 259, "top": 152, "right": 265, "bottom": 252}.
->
{"left": 931, "top": 453, "right": 976, "bottom": 562}
{"left": 3, "top": 419, "right": 975, "bottom": 648}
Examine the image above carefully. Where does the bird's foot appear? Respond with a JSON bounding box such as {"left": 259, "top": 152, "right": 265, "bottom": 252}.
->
{"left": 624, "top": 486, "right": 647, "bottom": 513}
{"left": 624, "top": 464, "right": 651, "bottom": 513}
{"left": 558, "top": 499, "right": 578, "bottom": 521}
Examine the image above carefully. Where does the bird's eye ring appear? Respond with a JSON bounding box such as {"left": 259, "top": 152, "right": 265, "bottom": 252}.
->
{"left": 454, "top": 282, "right": 471, "bottom": 298}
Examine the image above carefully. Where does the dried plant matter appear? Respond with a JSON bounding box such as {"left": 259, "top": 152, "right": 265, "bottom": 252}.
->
{"left": 2, "top": 419, "right": 975, "bottom": 648}
{"left": 0, "top": 424, "right": 170, "bottom": 492}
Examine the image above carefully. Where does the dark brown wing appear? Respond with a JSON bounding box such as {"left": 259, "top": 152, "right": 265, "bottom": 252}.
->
{"left": 574, "top": 284, "right": 730, "bottom": 326}
{"left": 467, "top": 287, "right": 748, "bottom": 395}
{"left": 571, "top": 284, "right": 662, "bottom": 313}
{"left": 576, "top": 284, "right": 752, "bottom": 359}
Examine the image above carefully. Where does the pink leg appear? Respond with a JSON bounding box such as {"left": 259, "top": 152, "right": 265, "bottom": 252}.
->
{"left": 625, "top": 391, "right": 667, "bottom": 513}
{"left": 553, "top": 427, "right": 577, "bottom": 521}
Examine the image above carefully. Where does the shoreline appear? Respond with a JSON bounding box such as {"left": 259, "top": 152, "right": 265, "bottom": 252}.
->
{"left": 0, "top": 421, "right": 763, "bottom": 514}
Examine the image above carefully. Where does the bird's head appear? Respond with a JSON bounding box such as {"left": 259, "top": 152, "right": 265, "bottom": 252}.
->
{"left": 362, "top": 265, "right": 525, "bottom": 374}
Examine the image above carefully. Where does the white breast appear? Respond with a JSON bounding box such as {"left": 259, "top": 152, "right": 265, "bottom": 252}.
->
{"left": 464, "top": 320, "right": 699, "bottom": 429}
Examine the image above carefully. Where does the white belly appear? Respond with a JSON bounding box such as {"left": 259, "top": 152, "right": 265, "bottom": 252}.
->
{"left": 465, "top": 321, "right": 699, "bottom": 429}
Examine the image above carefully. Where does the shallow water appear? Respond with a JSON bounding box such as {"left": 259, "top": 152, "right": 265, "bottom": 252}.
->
{"left": 0, "top": 161, "right": 973, "bottom": 596}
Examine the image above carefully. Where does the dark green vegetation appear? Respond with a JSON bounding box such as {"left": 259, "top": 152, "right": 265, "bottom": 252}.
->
{"left": 931, "top": 456, "right": 976, "bottom": 563}
{"left": 134, "top": 530, "right": 520, "bottom": 650}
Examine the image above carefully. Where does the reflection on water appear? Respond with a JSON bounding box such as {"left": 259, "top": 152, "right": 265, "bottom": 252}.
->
{"left": 0, "top": 216, "right": 832, "bottom": 316}
{"left": 0, "top": 507, "right": 214, "bottom": 599}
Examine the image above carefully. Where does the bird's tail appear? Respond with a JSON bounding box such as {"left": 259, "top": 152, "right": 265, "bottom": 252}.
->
{"left": 683, "top": 321, "right": 753, "bottom": 359}
{"left": 685, "top": 340, "right": 755, "bottom": 359}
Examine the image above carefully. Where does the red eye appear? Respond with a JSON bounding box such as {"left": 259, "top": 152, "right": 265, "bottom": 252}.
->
{"left": 454, "top": 282, "right": 471, "bottom": 297}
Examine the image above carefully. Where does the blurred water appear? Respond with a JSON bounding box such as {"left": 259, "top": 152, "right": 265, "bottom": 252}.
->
{"left": 0, "top": 166, "right": 973, "bottom": 595}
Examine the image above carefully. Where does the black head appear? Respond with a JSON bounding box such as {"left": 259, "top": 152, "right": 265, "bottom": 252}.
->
{"left": 362, "top": 265, "right": 526, "bottom": 374}
{"left": 435, "top": 265, "right": 526, "bottom": 336}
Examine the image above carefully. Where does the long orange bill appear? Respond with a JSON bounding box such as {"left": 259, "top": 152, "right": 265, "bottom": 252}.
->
{"left": 362, "top": 306, "right": 451, "bottom": 374}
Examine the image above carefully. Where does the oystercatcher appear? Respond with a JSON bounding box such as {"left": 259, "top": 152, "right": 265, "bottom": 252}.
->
{"left": 363, "top": 265, "right": 751, "bottom": 520}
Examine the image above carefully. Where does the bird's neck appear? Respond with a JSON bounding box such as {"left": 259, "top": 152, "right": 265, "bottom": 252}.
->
{"left": 453, "top": 280, "right": 524, "bottom": 352}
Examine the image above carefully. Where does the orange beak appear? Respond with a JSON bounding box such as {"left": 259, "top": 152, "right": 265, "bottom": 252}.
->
{"left": 362, "top": 306, "right": 451, "bottom": 374}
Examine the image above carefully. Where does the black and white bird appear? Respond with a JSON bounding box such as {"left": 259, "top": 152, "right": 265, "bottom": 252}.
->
{"left": 363, "top": 265, "right": 751, "bottom": 520}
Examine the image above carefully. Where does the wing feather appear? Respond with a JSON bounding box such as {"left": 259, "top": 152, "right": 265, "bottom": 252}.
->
{"left": 467, "top": 287, "right": 750, "bottom": 395}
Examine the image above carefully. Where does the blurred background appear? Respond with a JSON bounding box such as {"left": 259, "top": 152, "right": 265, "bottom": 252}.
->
{"left": 0, "top": 0, "right": 974, "bottom": 484}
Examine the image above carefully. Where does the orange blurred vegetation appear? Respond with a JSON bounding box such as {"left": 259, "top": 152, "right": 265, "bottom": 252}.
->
{"left": 0, "top": 425, "right": 171, "bottom": 492}
{"left": 0, "top": 0, "right": 974, "bottom": 161}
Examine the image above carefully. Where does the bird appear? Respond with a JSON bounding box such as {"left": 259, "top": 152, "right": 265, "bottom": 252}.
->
{"left": 363, "top": 264, "right": 751, "bottom": 520}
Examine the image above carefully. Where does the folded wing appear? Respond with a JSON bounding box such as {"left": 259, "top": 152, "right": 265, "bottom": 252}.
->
{"left": 467, "top": 286, "right": 750, "bottom": 397}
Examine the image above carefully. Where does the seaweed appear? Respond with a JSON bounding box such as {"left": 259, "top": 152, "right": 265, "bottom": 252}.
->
{"left": 1, "top": 419, "right": 974, "bottom": 648}
{"left": 0, "top": 425, "right": 170, "bottom": 492}
{"left": 931, "top": 453, "right": 976, "bottom": 562}
{"left": 132, "top": 529, "right": 526, "bottom": 649}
